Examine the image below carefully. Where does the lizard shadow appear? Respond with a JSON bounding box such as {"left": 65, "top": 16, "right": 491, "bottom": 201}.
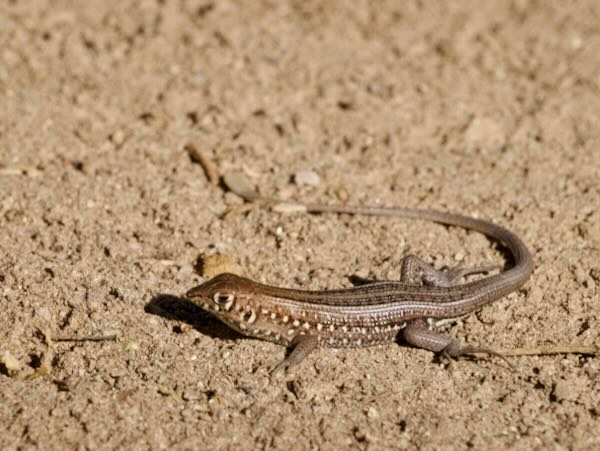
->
{"left": 145, "top": 294, "right": 243, "bottom": 341}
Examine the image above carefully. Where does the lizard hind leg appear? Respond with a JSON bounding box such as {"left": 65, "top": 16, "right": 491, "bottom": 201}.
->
{"left": 400, "top": 254, "right": 499, "bottom": 287}
{"left": 402, "top": 320, "right": 511, "bottom": 366}
{"left": 348, "top": 256, "right": 498, "bottom": 287}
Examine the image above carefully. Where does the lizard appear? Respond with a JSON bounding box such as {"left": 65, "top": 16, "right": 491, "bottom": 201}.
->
{"left": 185, "top": 173, "right": 534, "bottom": 372}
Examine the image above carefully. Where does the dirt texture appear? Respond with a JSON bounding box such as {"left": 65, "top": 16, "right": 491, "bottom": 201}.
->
{"left": 1, "top": 1, "right": 600, "bottom": 450}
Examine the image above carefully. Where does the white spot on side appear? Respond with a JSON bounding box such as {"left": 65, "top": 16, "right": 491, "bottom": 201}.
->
{"left": 303, "top": 322, "right": 310, "bottom": 329}
{"left": 292, "top": 319, "right": 300, "bottom": 327}
{"left": 270, "top": 313, "right": 277, "bottom": 320}
{"left": 282, "top": 315, "right": 289, "bottom": 323}
{"left": 316, "top": 323, "right": 323, "bottom": 331}
{"left": 287, "top": 329, "right": 295, "bottom": 335}
{"left": 329, "top": 325, "right": 335, "bottom": 332}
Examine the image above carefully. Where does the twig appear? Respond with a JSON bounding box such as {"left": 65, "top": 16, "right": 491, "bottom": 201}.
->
{"left": 53, "top": 334, "right": 118, "bottom": 342}
{"left": 185, "top": 144, "right": 220, "bottom": 185}
{"left": 498, "top": 345, "right": 598, "bottom": 357}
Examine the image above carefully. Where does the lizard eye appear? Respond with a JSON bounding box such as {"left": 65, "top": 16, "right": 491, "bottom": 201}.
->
{"left": 212, "top": 292, "right": 235, "bottom": 310}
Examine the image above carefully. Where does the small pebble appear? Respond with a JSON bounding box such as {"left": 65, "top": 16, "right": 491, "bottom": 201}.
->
{"left": 336, "top": 187, "right": 349, "bottom": 202}
{"left": 294, "top": 170, "right": 320, "bottom": 187}
{"left": 354, "top": 268, "right": 370, "bottom": 280}
{"left": 178, "top": 263, "right": 194, "bottom": 277}
{"left": 552, "top": 379, "right": 579, "bottom": 402}
{"left": 124, "top": 341, "right": 139, "bottom": 352}
{"left": 367, "top": 406, "right": 380, "bottom": 419}
{"left": 0, "top": 351, "right": 21, "bottom": 377}
{"left": 199, "top": 254, "right": 244, "bottom": 278}
{"left": 182, "top": 390, "right": 199, "bottom": 401}
{"left": 37, "top": 306, "right": 52, "bottom": 323}
{"left": 111, "top": 130, "right": 126, "bottom": 146}
{"left": 223, "top": 171, "right": 258, "bottom": 201}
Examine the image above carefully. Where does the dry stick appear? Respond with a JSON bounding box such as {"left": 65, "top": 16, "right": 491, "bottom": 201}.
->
{"left": 185, "top": 144, "right": 220, "bottom": 185}
{"left": 498, "top": 345, "right": 598, "bottom": 357}
{"left": 0, "top": 168, "right": 26, "bottom": 175}
{"left": 25, "top": 331, "right": 116, "bottom": 380}
{"left": 53, "top": 334, "right": 118, "bottom": 342}
{"left": 221, "top": 170, "right": 600, "bottom": 360}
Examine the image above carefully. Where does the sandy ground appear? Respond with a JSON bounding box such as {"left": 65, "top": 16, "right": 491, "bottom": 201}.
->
{"left": 1, "top": 1, "right": 600, "bottom": 450}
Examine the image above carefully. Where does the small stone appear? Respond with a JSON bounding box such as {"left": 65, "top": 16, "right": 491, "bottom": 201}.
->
{"left": 294, "top": 170, "right": 320, "bottom": 187}
{"left": 37, "top": 306, "right": 52, "bottom": 323}
{"left": 0, "top": 351, "right": 21, "bottom": 377}
{"left": 552, "top": 379, "right": 579, "bottom": 402}
{"left": 182, "top": 390, "right": 199, "bottom": 401}
{"left": 354, "top": 268, "right": 370, "bottom": 280}
{"left": 111, "top": 130, "right": 126, "bottom": 146}
{"left": 178, "top": 263, "right": 194, "bottom": 277}
{"left": 124, "top": 341, "right": 139, "bottom": 352}
{"left": 367, "top": 406, "right": 379, "bottom": 419}
{"left": 336, "top": 187, "right": 349, "bottom": 202}
{"left": 199, "top": 254, "right": 244, "bottom": 278}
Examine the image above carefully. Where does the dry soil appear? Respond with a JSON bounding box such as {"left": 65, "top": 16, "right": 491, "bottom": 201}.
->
{"left": 1, "top": 1, "right": 600, "bottom": 450}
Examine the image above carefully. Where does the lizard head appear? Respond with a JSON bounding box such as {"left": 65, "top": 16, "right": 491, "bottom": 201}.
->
{"left": 185, "top": 272, "right": 248, "bottom": 314}
{"left": 185, "top": 273, "right": 295, "bottom": 345}
{"left": 185, "top": 273, "right": 284, "bottom": 341}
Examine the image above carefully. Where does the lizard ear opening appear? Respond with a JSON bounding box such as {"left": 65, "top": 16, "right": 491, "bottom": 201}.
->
{"left": 213, "top": 292, "right": 235, "bottom": 311}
